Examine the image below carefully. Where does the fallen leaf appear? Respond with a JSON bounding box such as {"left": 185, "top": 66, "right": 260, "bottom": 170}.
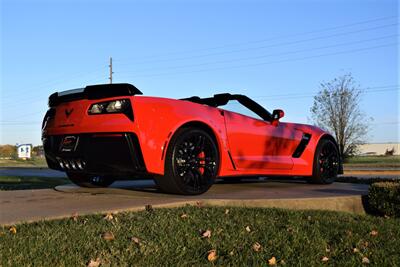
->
{"left": 207, "top": 250, "right": 218, "bottom": 262}
{"left": 131, "top": 236, "right": 140, "bottom": 245}
{"left": 325, "top": 247, "right": 330, "bottom": 253}
{"left": 145, "top": 204, "right": 153, "bottom": 212}
{"left": 252, "top": 242, "right": 262, "bottom": 252}
{"left": 87, "top": 258, "right": 101, "bottom": 267}
{"left": 9, "top": 226, "right": 16, "bottom": 234}
{"left": 104, "top": 213, "right": 114, "bottom": 221}
{"left": 225, "top": 209, "right": 230, "bottom": 215}
{"left": 307, "top": 216, "right": 312, "bottom": 221}
{"left": 196, "top": 201, "right": 203, "bottom": 208}
{"left": 180, "top": 213, "right": 188, "bottom": 219}
{"left": 353, "top": 247, "right": 360, "bottom": 253}
{"left": 321, "top": 256, "right": 329, "bottom": 262}
{"left": 268, "top": 256, "right": 277, "bottom": 266}
{"left": 229, "top": 250, "right": 234, "bottom": 256}
{"left": 202, "top": 229, "right": 212, "bottom": 238}
{"left": 362, "top": 257, "right": 370, "bottom": 264}
{"left": 245, "top": 226, "right": 251, "bottom": 232}
{"left": 102, "top": 232, "right": 115, "bottom": 241}
{"left": 280, "top": 259, "right": 286, "bottom": 265}
{"left": 370, "top": 230, "right": 378, "bottom": 237}
{"left": 71, "top": 212, "right": 79, "bottom": 222}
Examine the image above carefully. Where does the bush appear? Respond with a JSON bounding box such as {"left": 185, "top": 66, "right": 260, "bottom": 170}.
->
{"left": 368, "top": 182, "right": 400, "bottom": 217}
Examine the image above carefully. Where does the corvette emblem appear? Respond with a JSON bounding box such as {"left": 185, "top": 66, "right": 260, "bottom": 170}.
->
{"left": 65, "top": 108, "right": 73, "bottom": 118}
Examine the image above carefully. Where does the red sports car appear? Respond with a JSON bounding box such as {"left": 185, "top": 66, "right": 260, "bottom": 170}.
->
{"left": 42, "top": 83, "right": 342, "bottom": 195}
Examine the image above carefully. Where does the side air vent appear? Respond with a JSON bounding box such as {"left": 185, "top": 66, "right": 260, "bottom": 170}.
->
{"left": 292, "top": 133, "right": 312, "bottom": 158}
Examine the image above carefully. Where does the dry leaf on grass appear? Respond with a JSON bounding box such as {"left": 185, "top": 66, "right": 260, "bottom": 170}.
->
{"left": 71, "top": 212, "right": 79, "bottom": 222}
{"left": 201, "top": 229, "right": 212, "bottom": 238}
{"left": 103, "top": 213, "right": 114, "bottom": 221}
{"left": 131, "top": 236, "right": 141, "bottom": 245}
{"left": 180, "top": 213, "right": 188, "bottom": 219}
{"left": 207, "top": 250, "right": 218, "bottom": 262}
{"left": 321, "top": 256, "right": 329, "bottom": 262}
{"left": 268, "top": 256, "right": 277, "bottom": 266}
{"left": 252, "top": 242, "right": 262, "bottom": 252}
{"left": 362, "top": 257, "right": 370, "bottom": 264}
{"left": 102, "top": 232, "right": 115, "bottom": 241}
{"left": 245, "top": 226, "right": 251, "bottom": 232}
{"left": 196, "top": 201, "right": 203, "bottom": 208}
{"left": 225, "top": 209, "right": 230, "bottom": 215}
{"left": 87, "top": 258, "right": 101, "bottom": 267}
{"left": 353, "top": 247, "right": 360, "bottom": 253}
{"left": 9, "top": 226, "right": 16, "bottom": 234}
{"left": 370, "top": 230, "right": 378, "bottom": 237}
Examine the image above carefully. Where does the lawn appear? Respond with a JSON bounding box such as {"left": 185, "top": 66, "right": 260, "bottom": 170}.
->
{"left": 0, "top": 157, "right": 48, "bottom": 168}
{"left": 1, "top": 206, "right": 399, "bottom": 266}
{"left": 344, "top": 156, "right": 400, "bottom": 167}
{"left": 0, "top": 176, "right": 69, "bottom": 190}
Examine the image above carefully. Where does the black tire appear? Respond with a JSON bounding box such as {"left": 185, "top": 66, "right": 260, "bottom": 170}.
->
{"left": 67, "top": 172, "right": 115, "bottom": 188}
{"left": 308, "top": 139, "right": 340, "bottom": 184}
{"left": 154, "top": 127, "right": 219, "bottom": 195}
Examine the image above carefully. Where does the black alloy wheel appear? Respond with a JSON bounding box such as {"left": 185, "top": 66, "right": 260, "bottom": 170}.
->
{"left": 308, "top": 139, "right": 340, "bottom": 184}
{"left": 154, "top": 127, "right": 219, "bottom": 195}
{"left": 67, "top": 172, "right": 115, "bottom": 188}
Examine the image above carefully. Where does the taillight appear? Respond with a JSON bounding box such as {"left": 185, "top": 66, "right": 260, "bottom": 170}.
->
{"left": 88, "top": 99, "right": 133, "bottom": 121}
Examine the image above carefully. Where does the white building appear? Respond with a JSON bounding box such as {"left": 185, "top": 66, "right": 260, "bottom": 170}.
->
{"left": 17, "top": 144, "right": 32, "bottom": 159}
{"left": 357, "top": 143, "right": 400, "bottom": 156}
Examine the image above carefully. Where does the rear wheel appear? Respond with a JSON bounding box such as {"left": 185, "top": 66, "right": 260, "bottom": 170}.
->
{"left": 308, "top": 139, "right": 340, "bottom": 184}
{"left": 67, "top": 172, "right": 115, "bottom": 188}
{"left": 154, "top": 127, "right": 219, "bottom": 195}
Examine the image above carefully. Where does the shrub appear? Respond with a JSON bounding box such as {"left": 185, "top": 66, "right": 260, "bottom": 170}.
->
{"left": 368, "top": 182, "right": 400, "bottom": 217}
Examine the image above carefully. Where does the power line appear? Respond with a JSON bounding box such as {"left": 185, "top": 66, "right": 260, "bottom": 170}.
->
{"left": 115, "top": 15, "right": 397, "bottom": 62}
{"left": 118, "top": 42, "right": 397, "bottom": 79}
{"left": 117, "top": 23, "right": 397, "bottom": 66}
{"left": 117, "top": 34, "right": 397, "bottom": 74}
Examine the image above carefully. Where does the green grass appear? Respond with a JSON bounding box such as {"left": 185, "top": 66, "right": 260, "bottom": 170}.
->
{"left": 344, "top": 156, "right": 400, "bottom": 167}
{"left": 0, "top": 176, "right": 69, "bottom": 190}
{"left": 1, "top": 206, "right": 399, "bottom": 266}
{"left": 0, "top": 157, "right": 48, "bottom": 168}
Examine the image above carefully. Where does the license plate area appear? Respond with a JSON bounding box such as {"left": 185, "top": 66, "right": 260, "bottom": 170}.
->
{"left": 59, "top": 136, "right": 79, "bottom": 152}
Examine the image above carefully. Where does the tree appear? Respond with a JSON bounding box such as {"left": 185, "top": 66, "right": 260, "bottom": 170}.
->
{"left": 310, "top": 73, "right": 370, "bottom": 158}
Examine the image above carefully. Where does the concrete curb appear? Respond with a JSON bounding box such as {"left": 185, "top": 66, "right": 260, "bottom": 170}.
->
{"left": 2, "top": 195, "right": 366, "bottom": 226}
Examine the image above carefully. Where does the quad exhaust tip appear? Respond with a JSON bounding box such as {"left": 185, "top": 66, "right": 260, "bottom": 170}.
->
{"left": 57, "top": 158, "right": 86, "bottom": 170}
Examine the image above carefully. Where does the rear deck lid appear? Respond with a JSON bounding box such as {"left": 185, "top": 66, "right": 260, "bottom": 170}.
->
{"left": 48, "top": 83, "right": 142, "bottom": 107}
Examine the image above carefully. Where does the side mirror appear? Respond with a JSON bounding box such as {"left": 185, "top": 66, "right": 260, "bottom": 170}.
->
{"left": 272, "top": 109, "right": 284, "bottom": 125}
{"left": 272, "top": 109, "right": 284, "bottom": 120}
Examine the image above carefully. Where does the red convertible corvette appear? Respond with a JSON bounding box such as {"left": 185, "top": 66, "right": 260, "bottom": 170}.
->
{"left": 42, "top": 83, "right": 342, "bottom": 195}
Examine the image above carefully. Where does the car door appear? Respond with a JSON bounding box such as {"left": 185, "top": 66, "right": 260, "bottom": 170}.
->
{"left": 222, "top": 110, "right": 303, "bottom": 170}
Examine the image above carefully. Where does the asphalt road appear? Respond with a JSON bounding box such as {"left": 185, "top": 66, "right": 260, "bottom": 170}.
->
{"left": 0, "top": 167, "right": 398, "bottom": 179}
{"left": 0, "top": 179, "right": 369, "bottom": 225}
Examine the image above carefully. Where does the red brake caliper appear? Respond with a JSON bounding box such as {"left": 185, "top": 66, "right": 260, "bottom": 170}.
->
{"left": 198, "top": 151, "right": 205, "bottom": 175}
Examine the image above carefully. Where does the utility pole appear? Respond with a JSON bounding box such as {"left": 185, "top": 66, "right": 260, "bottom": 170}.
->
{"left": 109, "top": 57, "right": 113, "bottom": 84}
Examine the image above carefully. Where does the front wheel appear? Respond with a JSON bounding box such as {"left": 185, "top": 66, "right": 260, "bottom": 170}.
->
{"left": 154, "top": 127, "right": 219, "bottom": 195}
{"left": 308, "top": 139, "right": 340, "bottom": 184}
{"left": 67, "top": 172, "right": 115, "bottom": 188}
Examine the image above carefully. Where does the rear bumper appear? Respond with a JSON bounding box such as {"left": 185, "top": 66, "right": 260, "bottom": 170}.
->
{"left": 43, "top": 132, "right": 147, "bottom": 177}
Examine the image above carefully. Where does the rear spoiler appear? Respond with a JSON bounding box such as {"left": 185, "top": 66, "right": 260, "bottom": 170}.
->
{"left": 48, "top": 83, "right": 142, "bottom": 107}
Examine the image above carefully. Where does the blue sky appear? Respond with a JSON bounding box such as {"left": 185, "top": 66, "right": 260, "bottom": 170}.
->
{"left": 0, "top": 0, "right": 398, "bottom": 145}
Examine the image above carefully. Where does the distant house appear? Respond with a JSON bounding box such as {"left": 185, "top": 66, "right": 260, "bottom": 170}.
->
{"left": 357, "top": 143, "right": 400, "bottom": 156}
{"left": 17, "top": 144, "right": 32, "bottom": 159}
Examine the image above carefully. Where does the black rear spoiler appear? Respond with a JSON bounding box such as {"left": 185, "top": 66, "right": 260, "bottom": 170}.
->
{"left": 48, "top": 83, "right": 142, "bottom": 107}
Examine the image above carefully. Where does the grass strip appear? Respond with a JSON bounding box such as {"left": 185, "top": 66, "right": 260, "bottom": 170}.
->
{"left": 0, "top": 176, "right": 69, "bottom": 190}
{"left": 1, "top": 206, "right": 399, "bottom": 266}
